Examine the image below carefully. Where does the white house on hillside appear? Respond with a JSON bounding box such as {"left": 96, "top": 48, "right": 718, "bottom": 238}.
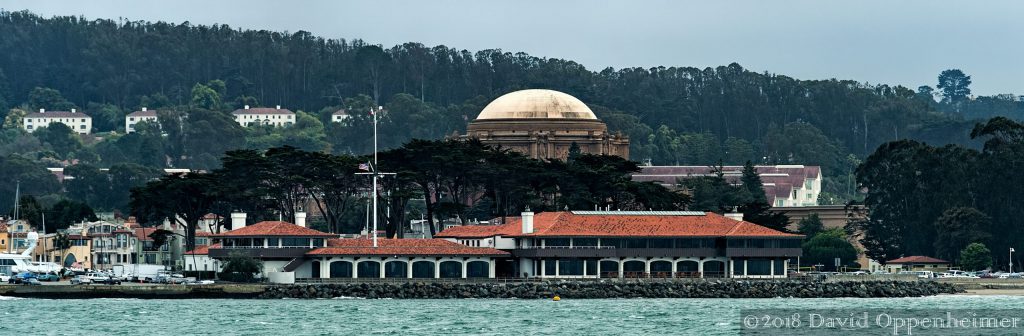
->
{"left": 331, "top": 109, "right": 350, "bottom": 123}
{"left": 125, "top": 107, "right": 159, "bottom": 133}
{"left": 231, "top": 105, "right": 295, "bottom": 127}
{"left": 23, "top": 109, "right": 92, "bottom": 134}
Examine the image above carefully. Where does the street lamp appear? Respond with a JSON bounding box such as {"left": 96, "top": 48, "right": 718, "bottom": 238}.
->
{"left": 1011, "top": 248, "right": 1015, "bottom": 273}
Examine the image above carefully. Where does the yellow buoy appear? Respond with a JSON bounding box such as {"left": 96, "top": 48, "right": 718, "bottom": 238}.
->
{"left": 552, "top": 295, "right": 561, "bottom": 301}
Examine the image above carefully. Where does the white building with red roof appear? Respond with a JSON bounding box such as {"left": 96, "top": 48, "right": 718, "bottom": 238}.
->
{"left": 23, "top": 108, "right": 92, "bottom": 134}
{"left": 206, "top": 212, "right": 508, "bottom": 282}
{"left": 231, "top": 105, "right": 295, "bottom": 127}
{"left": 125, "top": 107, "right": 158, "bottom": 133}
{"left": 632, "top": 165, "right": 822, "bottom": 207}
{"left": 436, "top": 210, "right": 803, "bottom": 279}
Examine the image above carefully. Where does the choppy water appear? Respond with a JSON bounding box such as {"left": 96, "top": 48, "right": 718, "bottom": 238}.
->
{"left": 1, "top": 295, "right": 1021, "bottom": 335}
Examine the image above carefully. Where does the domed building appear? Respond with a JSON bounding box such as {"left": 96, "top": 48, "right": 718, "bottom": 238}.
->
{"left": 462, "top": 89, "right": 629, "bottom": 160}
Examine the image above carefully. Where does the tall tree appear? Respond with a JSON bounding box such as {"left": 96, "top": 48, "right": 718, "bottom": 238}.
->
{"left": 130, "top": 173, "right": 217, "bottom": 251}
{"left": 936, "top": 69, "right": 972, "bottom": 104}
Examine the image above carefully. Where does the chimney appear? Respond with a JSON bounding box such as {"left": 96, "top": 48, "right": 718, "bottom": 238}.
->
{"left": 521, "top": 207, "right": 534, "bottom": 234}
{"left": 244, "top": 105, "right": 250, "bottom": 110}
{"left": 141, "top": 107, "right": 147, "bottom": 112}
{"left": 39, "top": 108, "right": 45, "bottom": 113}
{"left": 295, "top": 211, "right": 307, "bottom": 228}
{"left": 724, "top": 207, "right": 744, "bottom": 221}
{"left": 275, "top": 105, "right": 281, "bottom": 109}
{"left": 70, "top": 108, "right": 76, "bottom": 113}
{"left": 230, "top": 212, "right": 247, "bottom": 230}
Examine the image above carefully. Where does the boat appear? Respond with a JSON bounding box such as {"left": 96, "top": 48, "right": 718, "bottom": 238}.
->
{"left": 0, "top": 231, "right": 38, "bottom": 280}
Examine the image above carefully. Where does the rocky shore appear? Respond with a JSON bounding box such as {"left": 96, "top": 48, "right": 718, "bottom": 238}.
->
{"left": 260, "top": 280, "right": 964, "bottom": 299}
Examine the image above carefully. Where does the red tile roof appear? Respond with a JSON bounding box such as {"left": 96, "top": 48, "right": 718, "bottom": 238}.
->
{"left": 436, "top": 211, "right": 801, "bottom": 238}
{"left": 213, "top": 221, "right": 335, "bottom": 237}
{"left": 134, "top": 227, "right": 157, "bottom": 241}
{"left": 307, "top": 238, "right": 509, "bottom": 257}
{"left": 886, "top": 256, "right": 950, "bottom": 264}
{"left": 127, "top": 110, "right": 158, "bottom": 117}
{"left": 186, "top": 243, "right": 221, "bottom": 255}
{"left": 195, "top": 231, "right": 213, "bottom": 237}
{"left": 25, "top": 111, "right": 91, "bottom": 118}
{"left": 633, "top": 165, "right": 821, "bottom": 205}
{"left": 231, "top": 107, "right": 294, "bottom": 115}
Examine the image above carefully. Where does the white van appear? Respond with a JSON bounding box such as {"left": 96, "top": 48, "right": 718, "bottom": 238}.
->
{"left": 898, "top": 270, "right": 935, "bottom": 279}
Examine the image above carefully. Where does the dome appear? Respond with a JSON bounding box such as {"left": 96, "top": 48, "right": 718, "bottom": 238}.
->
{"left": 476, "top": 89, "right": 597, "bottom": 120}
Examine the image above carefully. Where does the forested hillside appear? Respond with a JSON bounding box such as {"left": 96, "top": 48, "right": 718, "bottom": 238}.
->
{"left": 0, "top": 11, "right": 1021, "bottom": 207}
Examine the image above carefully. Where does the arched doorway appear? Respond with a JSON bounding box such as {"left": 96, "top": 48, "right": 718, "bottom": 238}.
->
{"left": 703, "top": 260, "right": 726, "bottom": 278}
{"left": 63, "top": 253, "right": 78, "bottom": 268}
{"left": 384, "top": 261, "right": 408, "bottom": 278}
{"left": 677, "top": 260, "right": 698, "bottom": 277}
{"left": 650, "top": 260, "right": 672, "bottom": 277}
{"left": 599, "top": 260, "right": 619, "bottom": 278}
{"left": 357, "top": 261, "right": 381, "bottom": 278}
{"left": 330, "top": 261, "right": 353, "bottom": 278}
{"left": 439, "top": 261, "right": 462, "bottom": 278}
{"left": 466, "top": 261, "right": 489, "bottom": 278}
{"left": 311, "top": 260, "right": 321, "bottom": 278}
{"left": 411, "top": 261, "right": 434, "bottom": 278}
{"left": 623, "top": 260, "right": 645, "bottom": 278}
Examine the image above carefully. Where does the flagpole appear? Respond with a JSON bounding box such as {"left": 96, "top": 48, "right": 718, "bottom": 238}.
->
{"left": 1011, "top": 248, "right": 1014, "bottom": 273}
{"left": 372, "top": 106, "right": 379, "bottom": 248}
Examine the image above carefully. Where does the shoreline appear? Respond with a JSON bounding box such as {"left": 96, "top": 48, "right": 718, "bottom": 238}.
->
{"left": 0, "top": 280, "right": 963, "bottom": 300}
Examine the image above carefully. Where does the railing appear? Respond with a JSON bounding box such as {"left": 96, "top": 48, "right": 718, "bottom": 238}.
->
{"left": 218, "top": 246, "right": 315, "bottom": 249}
{"left": 528, "top": 246, "right": 616, "bottom": 249}
{"left": 292, "top": 275, "right": 801, "bottom": 284}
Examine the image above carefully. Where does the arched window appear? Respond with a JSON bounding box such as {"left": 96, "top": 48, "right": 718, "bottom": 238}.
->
{"left": 329, "top": 261, "right": 352, "bottom": 278}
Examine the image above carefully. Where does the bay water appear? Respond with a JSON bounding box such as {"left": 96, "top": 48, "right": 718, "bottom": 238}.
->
{"left": 3, "top": 295, "right": 1021, "bottom": 335}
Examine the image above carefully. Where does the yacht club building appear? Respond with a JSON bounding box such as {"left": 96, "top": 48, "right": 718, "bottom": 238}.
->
{"left": 206, "top": 213, "right": 508, "bottom": 281}
{"left": 436, "top": 211, "right": 803, "bottom": 279}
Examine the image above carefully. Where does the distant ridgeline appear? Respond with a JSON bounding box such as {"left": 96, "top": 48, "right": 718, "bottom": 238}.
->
{"left": 0, "top": 11, "right": 1021, "bottom": 201}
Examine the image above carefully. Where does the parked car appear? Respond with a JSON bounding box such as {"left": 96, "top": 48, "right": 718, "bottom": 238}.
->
{"left": 36, "top": 273, "right": 61, "bottom": 282}
{"left": 22, "top": 278, "right": 41, "bottom": 286}
{"left": 70, "top": 275, "right": 93, "bottom": 285}
{"left": 8, "top": 272, "right": 36, "bottom": 284}
{"left": 186, "top": 280, "right": 215, "bottom": 285}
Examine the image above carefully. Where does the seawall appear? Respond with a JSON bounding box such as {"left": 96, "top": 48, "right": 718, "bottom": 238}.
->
{"left": 0, "top": 280, "right": 964, "bottom": 299}
{"left": 0, "top": 284, "right": 266, "bottom": 299}
{"left": 261, "top": 280, "right": 963, "bottom": 299}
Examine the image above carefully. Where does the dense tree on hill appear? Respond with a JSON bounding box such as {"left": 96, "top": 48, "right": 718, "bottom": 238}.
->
{"left": 853, "top": 117, "right": 1024, "bottom": 269}
{"left": 32, "top": 123, "right": 82, "bottom": 160}
{"left": 937, "top": 69, "right": 972, "bottom": 104}
{"left": 0, "top": 155, "right": 61, "bottom": 215}
{"left": 0, "top": 11, "right": 1015, "bottom": 167}
{"left": 933, "top": 207, "right": 992, "bottom": 261}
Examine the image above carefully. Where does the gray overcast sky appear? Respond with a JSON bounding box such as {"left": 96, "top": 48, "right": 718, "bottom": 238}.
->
{"left": 4, "top": 0, "right": 1022, "bottom": 95}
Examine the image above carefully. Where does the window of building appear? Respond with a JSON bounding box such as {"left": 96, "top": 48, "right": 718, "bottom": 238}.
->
{"left": 130, "top": 117, "right": 135, "bottom": 121}
{"left": 774, "top": 260, "right": 785, "bottom": 275}
{"left": 748, "top": 259, "right": 772, "bottom": 276}
{"left": 573, "top": 238, "right": 597, "bottom": 247}
{"left": 544, "top": 259, "right": 556, "bottom": 276}
{"left": 792, "top": 190, "right": 798, "bottom": 198}
{"left": 544, "top": 238, "right": 569, "bottom": 247}
{"left": 733, "top": 260, "right": 744, "bottom": 275}
{"left": 558, "top": 259, "right": 584, "bottom": 276}
{"left": 650, "top": 239, "right": 673, "bottom": 248}
{"left": 80, "top": 125, "right": 86, "bottom": 129}
{"left": 727, "top": 239, "right": 745, "bottom": 248}
{"left": 806, "top": 193, "right": 813, "bottom": 199}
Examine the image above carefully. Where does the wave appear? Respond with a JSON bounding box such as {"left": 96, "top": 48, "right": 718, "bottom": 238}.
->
{"left": 332, "top": 296, "right": 366, "bottom": 300}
